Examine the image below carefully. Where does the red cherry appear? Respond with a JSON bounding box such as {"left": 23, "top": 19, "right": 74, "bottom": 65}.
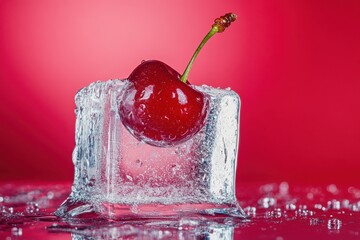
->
{"left": 119, "top": 60, "right": 209, "bottom": 147}
{"left": 119, "top": 13, "right": 236, "bottom": 147}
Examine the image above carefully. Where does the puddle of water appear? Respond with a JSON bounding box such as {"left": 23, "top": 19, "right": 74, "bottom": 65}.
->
{"left": 1, "top": 182, "right": 360, "bottom": 239}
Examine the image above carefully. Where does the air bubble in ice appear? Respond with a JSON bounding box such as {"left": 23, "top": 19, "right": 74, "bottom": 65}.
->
{"left": 130, "top": 204, "right": 139, "bottom": 214}
{"left": 135, "top": 159, "right": 143, "bottom": 168}
{"left": 11, "top": 227, "right": 23, "bottom": 236}
{"left": 171, "top": 164, "right": 181, "bottom": 175}
{"left": 327, "top": 218, "right": 342, "bottom": 230}
{"left": 125, "top": 175, "right": 133, "bottom": 182}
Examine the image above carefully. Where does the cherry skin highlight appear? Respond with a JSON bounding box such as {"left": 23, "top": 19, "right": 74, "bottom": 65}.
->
{"left": 119, "top": 60, "right": 209, "bottom": 147}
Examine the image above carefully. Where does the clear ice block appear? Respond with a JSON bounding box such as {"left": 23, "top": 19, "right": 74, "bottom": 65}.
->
{"left": 55, "top": 79, "right": 246, "bottom": 219}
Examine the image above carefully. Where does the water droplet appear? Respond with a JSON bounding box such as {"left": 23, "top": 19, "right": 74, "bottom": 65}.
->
{"left": 309, "top": 218, "right": 319, "bottom": 226}
{"left": 342, "top": 199, "right": 350, "bottom": 208}
{"left": 327, "top": 200, "right": 341, "bottom": 210}
{"left": 1, "top": 206, "right": 14, "bottom": 214}
{"left": 348, "top": 187, "right": 360, "bottom": 198}
{"left": 328, "top": 218, "right": 342, "bottom": 230}
{"left": 11, "top": 227, "right": 23, "bottom": 236}
{"left": 349, "top": 204, "right": 359, "bottom": 212}
{"left": 279, "top": 182, "right": 289, "bottom": 195}
{"left": 244, "top": 206, "right": 256, "bottom": 216}
{"left": 314, "top": 203, "right": 323, "bottom": 210}
{"left": 327, "top": 184, "right": 339, "bottom": 195}
{"left": 286, "top": 203, "right": 296, "bottom": 210}
{"left": 273, "top": 208, "right": 282, "bottom": 218}
{"left": 25, "top": 202, "right": 39, "bottom": 214}
{"left": 258, "top": 197, "right": 276, "bottom": 208}
{"left": 299, "top": 204, "right": 307, "bottom": 210}
{"left": 296, "top": 208, "right": 310, "bottom": 217}
{"left": 8, "top": 207, "right": 14, "bottom": 213}
{"left": 307, "top": 192, "right": 314, "bottom": 200}
{"left": 47, "top": 191, "right": 54, "bottom": 199}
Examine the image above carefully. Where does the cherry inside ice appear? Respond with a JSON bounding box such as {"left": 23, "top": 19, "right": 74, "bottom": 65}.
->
{"left": 119, "top": 60, "right": 209, "bottom": 147}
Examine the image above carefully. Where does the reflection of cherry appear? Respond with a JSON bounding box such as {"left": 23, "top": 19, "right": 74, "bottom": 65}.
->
{"left": 119, "top": 13, "right": 237, "bottom": 147}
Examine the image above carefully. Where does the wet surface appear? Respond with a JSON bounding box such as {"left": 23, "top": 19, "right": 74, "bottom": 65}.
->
{"left": 1, "top": 182, "right": 360, "bottom": 239}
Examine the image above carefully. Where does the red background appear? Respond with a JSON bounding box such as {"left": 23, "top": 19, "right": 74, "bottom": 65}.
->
{"left": 0, "top": 0, "right": 359, "bottom": 184}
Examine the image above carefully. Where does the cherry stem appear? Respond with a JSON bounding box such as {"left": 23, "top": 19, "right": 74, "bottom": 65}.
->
{"left": 180, "top": 13, "right": 237, "bottom": 83}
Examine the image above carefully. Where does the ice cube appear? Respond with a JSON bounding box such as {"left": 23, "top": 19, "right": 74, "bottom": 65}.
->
{"left": 55, "top": 79, "right": 246, "bottom": 219}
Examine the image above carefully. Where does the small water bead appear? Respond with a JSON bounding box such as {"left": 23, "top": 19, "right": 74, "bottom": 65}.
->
{"left": 299, "top": 205, "right": 307, "bottom": 210}
{"left": 243, "top": 206, "right": 256, "bottom": 217}
{"left": 25, "top": 202, "right": 40, "bottom": 214}
{"left": 265, "top": 208, "right": 282, "bottom": 218}
{"left": 47, "top": 191, "right": 55, "bottom": 199}
{"left": 314, "top": 204, "right": 323, "bottom": 210}
{"left": 327, "top": 184, "right": 339, "bottom": 195}
{"left": 285, "top": 203, "right": 296, "bottom": 211}
{"left": 348, "top": 186, "right": 360, "bottom": 198}
{"left": 273, "top": 208, "right": 282, "bottom": 218}
{"left": 327, "top": 218, "right": 342, "bottom": 230}
{"left": 258, "top": 197, "right": 276, "bottom": 209}
{"left": 259, "top": 183, "right": 277, "bottom": 194}
{"left": 8, "top": 207, "right": 14, "bottom": 214}
{"left": 327, "top": 200, "right": 341, "bottom": 210}
{"left": 11, "top": 227, "right": 23, "bottom": 236}
{"left": 295, "top": 208, "right": 314, "bottom": 217}
{"left": 349, "top": 204, "right": 360, "bottom": 212}
{"left": 0, "top": 206, "right": 14, "bottom": 214}
{"left": 309, "top": 218, "right": 320, "bottom": 226}
{"left": 279, "top": 182, "right": 289, "bottom": 195}
{"left": 306, "top": 192, "right": 314, "bottom": 200}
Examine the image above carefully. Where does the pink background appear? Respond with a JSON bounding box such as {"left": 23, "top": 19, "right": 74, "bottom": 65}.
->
{"left": 1, "top": 0, "right": 359, "bottom": 184}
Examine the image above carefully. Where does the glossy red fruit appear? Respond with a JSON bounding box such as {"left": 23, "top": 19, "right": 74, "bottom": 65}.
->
{"left": 119, "top": 60, "right": 209, "bottom": 147}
